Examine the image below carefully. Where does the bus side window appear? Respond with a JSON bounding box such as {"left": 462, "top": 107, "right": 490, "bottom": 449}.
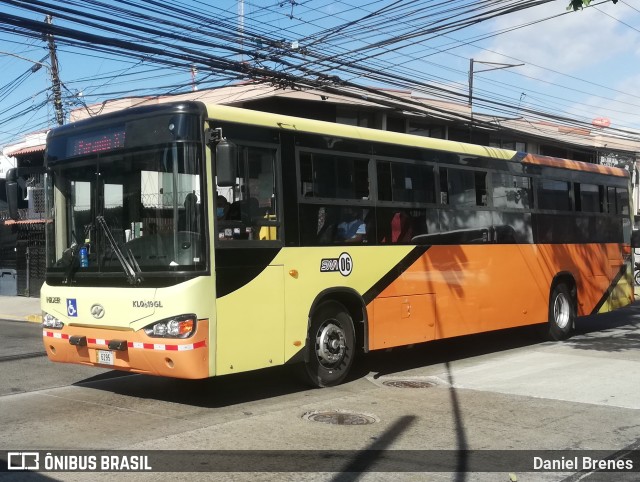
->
{"left": 389, "top": 211, "right": 413, "bottom": 243}
{"left": 606, "top": 186, "right": 617, "bottom": 214}
{"left": 334, "top": 206, "right": 366, "bottom": 243}
{"left": 492, "top": 173, "right": 532, "bottom": 209}
{"left": 575, "top": 183, "right": 601, "bottom": 213}
{"left": 376, "top": 160, "right": 436, "bottom": 204}
{"left": 616, "top": 187, "right": 629, "bottom": 215}
{"left": 439, "top": 168, "right": 449, "bottom": 205}
{"left": 441, "top": 167, "right": 487, "bottom": 207}
{"left": 378, "top": 210, "right": 411, "bottom": 244}
{"left": 537, "top": 180, "right": 571, "bottom": 211}
{"left": 317, "top": 206, "right": 338, "bottom": 245}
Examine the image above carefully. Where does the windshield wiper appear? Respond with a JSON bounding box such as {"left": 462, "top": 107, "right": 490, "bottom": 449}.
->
{"left": 96, "top": 216, "right": 143, "bottom": 285}
{"left": 63, "top": 243, "right": 79, "bottom": 285}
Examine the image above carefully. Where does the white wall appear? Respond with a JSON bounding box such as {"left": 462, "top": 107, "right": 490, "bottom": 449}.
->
{"left": 0, "top": 155, "right": 16, "bottom": 180}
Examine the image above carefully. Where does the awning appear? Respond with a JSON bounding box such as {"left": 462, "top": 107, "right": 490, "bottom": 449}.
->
{"left": 8, "top": 144, "right": 45, "bottom": 157}
{"left": 3, "top": 219, "right": 48, "bottom": 225}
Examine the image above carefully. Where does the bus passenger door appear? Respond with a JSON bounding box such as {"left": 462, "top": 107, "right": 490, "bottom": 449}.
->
{"left": 212, "top": 141, "right": 285, "bottom": 375}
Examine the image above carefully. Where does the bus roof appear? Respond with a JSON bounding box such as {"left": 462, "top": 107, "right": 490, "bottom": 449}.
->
{"left": 205, "top": 103, "right": 629, "bottom": 179}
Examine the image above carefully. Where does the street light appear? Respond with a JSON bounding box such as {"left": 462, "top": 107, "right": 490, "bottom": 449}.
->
{"left": 468, "top": 58, "right": 524, "bottom": 109}
{"left": 468, "top": 58, "right": 524, "bottom": 141}
{"left": 0, "top": 50, "right": 49, "bottom": 72}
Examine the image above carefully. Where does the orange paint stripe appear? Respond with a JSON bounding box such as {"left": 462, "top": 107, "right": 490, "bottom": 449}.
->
{"left": 522, "top": 153, "right": 628, "bottom": 177}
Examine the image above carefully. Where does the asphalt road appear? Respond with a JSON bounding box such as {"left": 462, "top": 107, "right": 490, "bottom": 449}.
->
{"left": 1, "top": 304, "right": 640, "bottom": 482}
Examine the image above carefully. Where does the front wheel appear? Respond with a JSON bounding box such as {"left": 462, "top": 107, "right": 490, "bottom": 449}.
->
{"left": 634, "top": 270, "right": 640, "bottom": 286}
{"left": 544, "top": 283, "right": 575, "bottom": 341}
{"left": 300, "top": 301, "right": 356, "bottom": 388}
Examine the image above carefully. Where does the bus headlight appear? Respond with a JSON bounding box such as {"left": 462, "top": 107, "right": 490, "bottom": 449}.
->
{"left": 42, "top": 312, "right": 64, "bottom": 329}
{"left": 143, "top": 315, "right": 196, "bottom": 338}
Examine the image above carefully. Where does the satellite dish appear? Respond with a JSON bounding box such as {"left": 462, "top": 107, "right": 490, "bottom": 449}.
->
{"left": 592, "top": 117, "right": 611, "bottom": 128}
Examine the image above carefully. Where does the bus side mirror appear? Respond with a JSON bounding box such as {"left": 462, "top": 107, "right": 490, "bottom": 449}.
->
{"left": 215, "top": 138, "right": 237, "bottom": 187}
{"left": 6, "top": 168, "right": 21, "bottom": 221}
{"left": 5, "top": 167, "right": 46, "bottom": 220}
{"left": 6, "top": 181, "right": 19, "bottom": 221}
{"left": 632, "top": 229, "right": 640, "bottom": 249}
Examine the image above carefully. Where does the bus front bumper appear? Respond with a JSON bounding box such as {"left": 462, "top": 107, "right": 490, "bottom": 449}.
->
{"left": 42, "top": 320, "right": 210, "bottom": 379}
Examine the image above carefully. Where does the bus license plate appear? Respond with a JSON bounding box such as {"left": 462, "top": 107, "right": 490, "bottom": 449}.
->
{"left": 97, "top": 350, "right": 114, "bottom": 365}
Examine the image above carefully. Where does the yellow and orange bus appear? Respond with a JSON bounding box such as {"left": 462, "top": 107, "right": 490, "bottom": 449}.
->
{"left": 9, "top": 101, "right": 635, "bottom": 387}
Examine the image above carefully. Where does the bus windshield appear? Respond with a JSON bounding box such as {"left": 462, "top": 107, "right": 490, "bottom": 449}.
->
{"left": 45, "top": 143, "right": 206, "bottom": 283}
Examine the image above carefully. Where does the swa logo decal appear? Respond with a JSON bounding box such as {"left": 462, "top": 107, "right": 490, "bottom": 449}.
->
{"left": 320, "top": 252, "right": 353, "bottom": 277}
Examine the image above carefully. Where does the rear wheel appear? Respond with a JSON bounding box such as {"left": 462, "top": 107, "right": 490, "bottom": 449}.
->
{"left": 544, "top": 283, "right": 575, "bottom": 341}
{"left": 300, "top": 301, "right": 355, "bottom": 388}
{"left": 634, "top": 269, "right": 640, "bottom": 286}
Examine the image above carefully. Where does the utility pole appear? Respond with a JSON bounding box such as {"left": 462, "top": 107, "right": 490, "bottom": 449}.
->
{"left": 469, "top": 59, "right": 524, "bottom": 109}
{"left": 45, "top": 15, "right": 64, "bottom": 126}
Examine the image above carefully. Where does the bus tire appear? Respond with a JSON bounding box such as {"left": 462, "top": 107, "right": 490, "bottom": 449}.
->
{"left": 301, "top": 301, "right": 355, "bottom": 388}
{"left": 545, "top": 283, "right": 575, "bottom": 341}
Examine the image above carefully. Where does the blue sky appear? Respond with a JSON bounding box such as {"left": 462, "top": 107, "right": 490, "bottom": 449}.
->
{"left": 0, "top": 0, "right": 638, "bottom": 149}
{"left": 463, "top": 1, "right": 640, "bottom": 131}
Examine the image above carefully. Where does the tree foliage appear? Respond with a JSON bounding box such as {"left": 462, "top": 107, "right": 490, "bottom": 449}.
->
{"left": 569, "top": 0, "right": 617, "bottom": 11}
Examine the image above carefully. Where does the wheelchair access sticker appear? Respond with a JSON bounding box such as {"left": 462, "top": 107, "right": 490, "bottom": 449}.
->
{"left": 67, "top": 299, "right": 78, "bottom": 317}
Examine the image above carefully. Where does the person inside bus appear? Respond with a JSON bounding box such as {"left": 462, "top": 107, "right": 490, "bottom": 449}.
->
{"left": 179, "top": 192, "right": 198, "bottom": 232}
{"left": 227, "top": 196, "right": 259, "bottom": 223}
{"left": 335, "top": 206, "right": 366, "bottom": 243}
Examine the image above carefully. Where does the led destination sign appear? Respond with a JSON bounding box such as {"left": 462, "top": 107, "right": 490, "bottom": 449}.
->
{"left": 46, "top": 111, "right": 201, "bottom": 165}
{"left": 67, "top": 126, "right": 126, "bottom": 156}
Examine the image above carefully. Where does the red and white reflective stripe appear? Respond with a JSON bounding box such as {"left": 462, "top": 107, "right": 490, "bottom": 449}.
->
{"left": 87, "top": 338, "right": 106, "bottom": 346}
{"left": 43, "top": 330, "right": 206, "bottom": 351}
{"left": 127, "top": 340, "right": 206, "bottom": 351}
{"left": 43, "top": 330, "right": 69, "bottom": 340}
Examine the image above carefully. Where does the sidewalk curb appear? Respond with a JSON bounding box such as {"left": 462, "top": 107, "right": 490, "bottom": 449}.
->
{"left": 26, "top": 314, "right": 42, "bottom": 323}
{"left": 0, "top": 314, "right": 42, "bottom": 323}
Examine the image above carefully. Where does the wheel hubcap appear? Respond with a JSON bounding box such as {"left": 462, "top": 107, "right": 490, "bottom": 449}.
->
{"left": 316, "top": 321, "right": 346, "bottom": 367}
{"left": 554, "top": 293, "right": 570, "bottom": 329}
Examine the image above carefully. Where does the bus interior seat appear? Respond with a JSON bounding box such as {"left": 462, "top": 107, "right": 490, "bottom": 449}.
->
{"left": 315, "top": 206, "right": 336, "bottom": 245}
{"left": 227, "top": 197, "right": 260, "bottom": 224}
{"left": 391, "top": 211, "right": 413, "bottom": 243}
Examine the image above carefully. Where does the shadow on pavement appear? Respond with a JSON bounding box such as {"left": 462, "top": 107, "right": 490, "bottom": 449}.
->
{"left": 73, "top": 321, "right": 541, "bottom": 409}
{"left": 73, "top": 301, "right": 640, "bottom": 408}
{"left": 562, "top": 302, "right": 640, "bottom": 352}
{"left": 74, "top": 363, "right": 308, "bottom": 408}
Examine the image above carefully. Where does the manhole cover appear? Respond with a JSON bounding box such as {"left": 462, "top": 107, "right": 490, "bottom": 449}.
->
{"left": 381, "top": 380, "right": 436, "bottom": 389}
{"left": 302, "top": 410, "right": 378, "bottom": 425}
